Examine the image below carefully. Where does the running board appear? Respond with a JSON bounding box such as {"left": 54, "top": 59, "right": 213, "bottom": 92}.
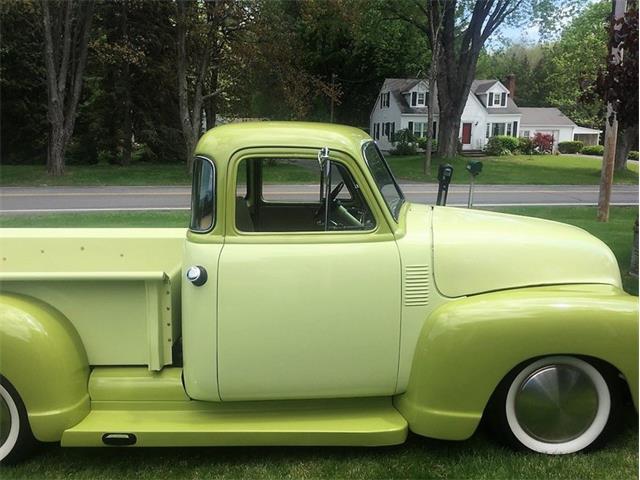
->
{"left": 61, "top": 397, "right": 408, "bottom": 447}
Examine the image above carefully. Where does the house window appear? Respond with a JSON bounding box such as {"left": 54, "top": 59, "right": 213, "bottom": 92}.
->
{"left": 492, "top": 123, "right": 506, "bottom": 136}
{"left": 493, "top": 94, "right": 501, "bottom": 106}
{"left": 381, "top": 92, "right": 390, "bottom": 108}
{"left": 412, "top": 122, "right": 429, "bottom": 137}
{"left": 501, "top": 92, "right": 507, "bottom": 106}
{"left": 521, "top": 130, "right": 530, "bottom": 138}
{"left": 417, "top": 93, "right": 425, "bottom": 106}
{"left": 506, "top": 123, "right": 512, "bottom": 136}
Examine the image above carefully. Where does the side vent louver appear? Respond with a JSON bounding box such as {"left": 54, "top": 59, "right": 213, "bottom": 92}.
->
{"left": 404, "top": 265, "right": 429, "bottom": 306}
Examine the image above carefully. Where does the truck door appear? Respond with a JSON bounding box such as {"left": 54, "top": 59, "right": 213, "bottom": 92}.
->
{"left": 217, "top": 150, "right": 401, "bottom": 401}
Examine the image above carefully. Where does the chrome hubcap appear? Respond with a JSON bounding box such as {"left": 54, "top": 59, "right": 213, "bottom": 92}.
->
{"left": 514, "top": 364, "right": 599, "bottom": 443}
{"left": 0, "top": 394, "right": 11, "bottom": 448}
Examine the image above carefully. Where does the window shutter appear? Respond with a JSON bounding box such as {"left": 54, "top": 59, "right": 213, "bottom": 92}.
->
{"left": 411, "top": 92, "right": 417, "bottom": 106}
{"left": 408, "top": 121, "right": 414, "bottom": 133}
{"left": 391, "top": 122, "right": 395, "bottom": 140}
{"left": 513, "top": 121, "right": 518, "bottom": 137}
{"left": 501, "top": 92, "right": 507, "bottom": 106}
{"left": 380, "top": 94, "right": 383, "bottom": 108}
{"left": 386, "top": 92, "right": 390, "bottom": 106}
{"left": 433, "top": 121, "right": 437, "bottom": 138}
{"left": 488, "top": 93, "right": 493, "bottom": 106}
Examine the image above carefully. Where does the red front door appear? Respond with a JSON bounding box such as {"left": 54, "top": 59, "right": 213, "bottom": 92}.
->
{"left": 462, "top": 123, "right": 472, "bottom": 145}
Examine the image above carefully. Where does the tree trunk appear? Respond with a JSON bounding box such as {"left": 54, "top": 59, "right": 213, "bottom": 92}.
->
{"left": 438, "top": 112, "right": 462, "bottom": 158}
{"left": 424, "top": 67, "right": 437, "bottom": 175}
{"left": 614, "top": 124, "right": 638, "bottom": 172}
{"left": 42, "top": 0, "right": 95, "bottom": 176}
{"left": 205, "top": 67, "right": 219, "bottom": 130}
{"left": 121, "top": 0, "right": 132, "bottom": 166}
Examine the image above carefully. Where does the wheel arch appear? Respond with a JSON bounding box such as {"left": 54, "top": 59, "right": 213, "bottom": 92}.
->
{"left": 0, "top": 292, "right": 90, "bottom": 442}
{"left": 393, "top": 285, "right": 639, "bottom": 441}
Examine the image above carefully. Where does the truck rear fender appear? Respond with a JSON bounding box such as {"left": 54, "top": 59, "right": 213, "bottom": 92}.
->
{"left": 0, "top": 293, "right": 90, "bottom": 442}
{"left": 394, "top": 285, "right": 639, "bottom": 441}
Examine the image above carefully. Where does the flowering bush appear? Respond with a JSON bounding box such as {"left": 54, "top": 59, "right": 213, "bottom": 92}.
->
{"left": 533, "top": 133, "right": 554, "bottom": 154}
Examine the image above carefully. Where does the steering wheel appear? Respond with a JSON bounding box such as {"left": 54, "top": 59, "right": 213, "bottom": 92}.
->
{"left": 315, "top": 181, "right": 345, "bottom": 224}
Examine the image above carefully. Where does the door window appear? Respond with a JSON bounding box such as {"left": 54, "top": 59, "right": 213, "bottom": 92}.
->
{"left": 235, "top": 157, "right": 376, "bottom": 233}
{"left": 190, "top": 156, "right": 215, "bottom": 232}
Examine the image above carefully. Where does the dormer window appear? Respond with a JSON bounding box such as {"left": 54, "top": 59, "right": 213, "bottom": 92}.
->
{"left": 488, "top": 91, "right": 507, "bottom": 107}
{"left": 411, "top": 91, "right": 427, "bottom": 107}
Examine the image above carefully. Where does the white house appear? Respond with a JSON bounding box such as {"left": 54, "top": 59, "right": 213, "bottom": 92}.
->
{"left": 370, "top": 78, "right": 521, "bottom": 151}
{"left": 519, "top": 108, "right": 601, "bottom": 146}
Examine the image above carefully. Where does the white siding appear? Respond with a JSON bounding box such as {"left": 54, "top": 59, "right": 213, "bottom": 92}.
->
{"left": 459, "top": 95, "right": 489, "bottom": 150}
{"left": 519, "top": 125, "right": 575, "bottom": 150}
{"left": 370, "top": 92, "right": 402, "bottom": 151}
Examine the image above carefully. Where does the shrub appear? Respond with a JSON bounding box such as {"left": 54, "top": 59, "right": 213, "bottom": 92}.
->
{"left": 485, "top": 135, "right": 519, "bottom": 156}
{"left": 533, "top": 133, "right": 554, "bottom": 154}
{"left": 558, "top": 140, "right": 584, "bottom": 154}
{"left": 416, "top": 137, "right": 437, "bottom": 151}
{"left": 628, "top": 150, "right": 639, "bottom": 160}
{"left": 390, "top": 129, "right": 417, "bottom": 155}
{"left": 517, "top": 137, "right": 535, "bottom": 155}
{"left": 581, "top": 145, "right": 605, "bottom": 156}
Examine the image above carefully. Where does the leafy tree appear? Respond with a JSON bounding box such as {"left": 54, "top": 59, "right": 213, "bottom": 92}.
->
{"left": 389, "top": 0, "right": 581, "bottom": 158}
{"left": 0, "top": 1, "right": 47, "bottom": 164}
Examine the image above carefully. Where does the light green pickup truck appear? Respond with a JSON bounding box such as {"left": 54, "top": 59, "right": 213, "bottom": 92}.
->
{"left": 0, "top": 122, "right": 637, "bottom": 463}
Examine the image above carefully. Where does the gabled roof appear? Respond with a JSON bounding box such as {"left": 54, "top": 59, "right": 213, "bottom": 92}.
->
{"left": 379, "top": 77, "right": 520, "bottom": 115}
{"left": 519, "top": 108, "right": 576, "bottom": 126}
{"left": 471, "top": 80, "right": 499, "bottom": 94}
{"left": 381, "top": 78, "right": 436, "bottom": 114}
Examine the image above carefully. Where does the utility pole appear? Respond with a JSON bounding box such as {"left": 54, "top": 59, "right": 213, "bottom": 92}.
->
{"left": 598, "top": 0, "right": 626, "bottom": 222}
{"left": 330, "top": 73, "right": 337, "bottom": 123}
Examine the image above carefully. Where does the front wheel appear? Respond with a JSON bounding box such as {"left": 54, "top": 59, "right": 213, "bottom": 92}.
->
{"left": 0, "top": 376, "right": 37, "bottom": 464}
{"left": 488, "top": 356, "right": 618, "bottom": 454}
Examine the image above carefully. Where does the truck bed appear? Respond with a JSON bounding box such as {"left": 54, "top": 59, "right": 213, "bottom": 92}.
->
{"left": 0, "top": 228, "right": 186, "bottom": 370}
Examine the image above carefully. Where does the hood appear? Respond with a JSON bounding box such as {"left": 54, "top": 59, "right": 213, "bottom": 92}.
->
{"left": 431, "top": 207, "right": 622, "bottom": 297}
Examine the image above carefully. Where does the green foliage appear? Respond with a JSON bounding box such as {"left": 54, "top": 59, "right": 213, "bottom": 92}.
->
{"left": 517, "top": 137, "right": 536, "bottom": 155}
{"left": 416, "top": 137, "right": 437, "bottom": 151}
{"left": 629, "top": 151, "right": 639, "bottom": 160}
{"left": 581, "top": 145, "right": 605, "bottom": 156}
{"left": 485, "top": 136, "right": 520, "bottom": 156}
{"left": 557, "top": 141, "right": 584, "bottom": 154}
{"left": 390, "top": 129, "right": 417, "bottom": 155}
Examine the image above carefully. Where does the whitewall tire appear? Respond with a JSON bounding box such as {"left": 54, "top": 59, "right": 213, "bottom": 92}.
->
{"left": 489, "top": 356, "right": 618, "bottom": 455}
{"left": 0, "top": 377, "right": 36, "bottom": 464}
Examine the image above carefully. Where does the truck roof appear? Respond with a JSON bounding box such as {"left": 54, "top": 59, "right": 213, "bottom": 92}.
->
{"left": 195, "top": 121, "right": 371, "bottom": 164}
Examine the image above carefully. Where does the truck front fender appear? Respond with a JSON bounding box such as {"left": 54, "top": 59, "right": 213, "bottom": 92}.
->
{"left": 0, "top": 293, "right": 90, "bottom": 441}
{"left": 394, "top": 285, "right": 638, "bottom": 441}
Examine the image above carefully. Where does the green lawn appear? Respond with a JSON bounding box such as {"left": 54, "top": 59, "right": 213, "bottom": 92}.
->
{"left": 386, "top": 154, "right": 639, "bottom": 185}
{"left": 2, "top": 154, "right": 638, "bottom": 187}
{"left": 1, "top": 206, "right": 637, "bottom": 479}
{"left": 0, "top": 160, "right": 316, "bottom": 187}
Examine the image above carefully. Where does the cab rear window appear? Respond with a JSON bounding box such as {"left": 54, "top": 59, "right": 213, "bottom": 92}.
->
{"left": 190, "top": 157, "right": 215, "bottom": 232}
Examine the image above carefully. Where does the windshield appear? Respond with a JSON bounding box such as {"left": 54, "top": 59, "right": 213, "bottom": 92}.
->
{"left": 362, "top": 142, "right": 405, "bottom": 220}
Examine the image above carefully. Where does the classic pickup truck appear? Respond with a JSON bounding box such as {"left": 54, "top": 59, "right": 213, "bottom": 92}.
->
{"left": 0, "top": 122, "right": 637, "bottom": 463}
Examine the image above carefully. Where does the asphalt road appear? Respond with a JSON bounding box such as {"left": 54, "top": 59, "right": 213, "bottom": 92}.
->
{"left": 0, "top": 184, "right": 637, "bottom": 214}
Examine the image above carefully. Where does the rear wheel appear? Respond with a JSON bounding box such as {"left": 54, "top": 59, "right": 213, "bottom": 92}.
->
{"left": 0, "top": 377, "right": 36, "bottom": 464}
{"left": 488, "top": 356, "right": 618, "bottom": 454}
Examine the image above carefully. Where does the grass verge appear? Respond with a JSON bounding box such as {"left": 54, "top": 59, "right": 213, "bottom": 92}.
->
{"left": 386, "top": 154, "right": 639, "bottom": 185}
{"left": 0, "top": 160, "right": 316, "bottom": 187}
{"left": 0, "top": 206, "right": 637, "bottom": 479}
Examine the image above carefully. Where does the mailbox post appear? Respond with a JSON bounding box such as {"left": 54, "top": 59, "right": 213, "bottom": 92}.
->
{"left": 436, "top": 164, "right": 454, "bottom": 206}
{"left": 466, "top": 160, "right": 483, "bottom": 208}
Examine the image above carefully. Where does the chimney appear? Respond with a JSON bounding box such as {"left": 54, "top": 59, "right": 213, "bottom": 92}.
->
{"left": 505, "top": 74, "right": 516, "bottom": 100}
